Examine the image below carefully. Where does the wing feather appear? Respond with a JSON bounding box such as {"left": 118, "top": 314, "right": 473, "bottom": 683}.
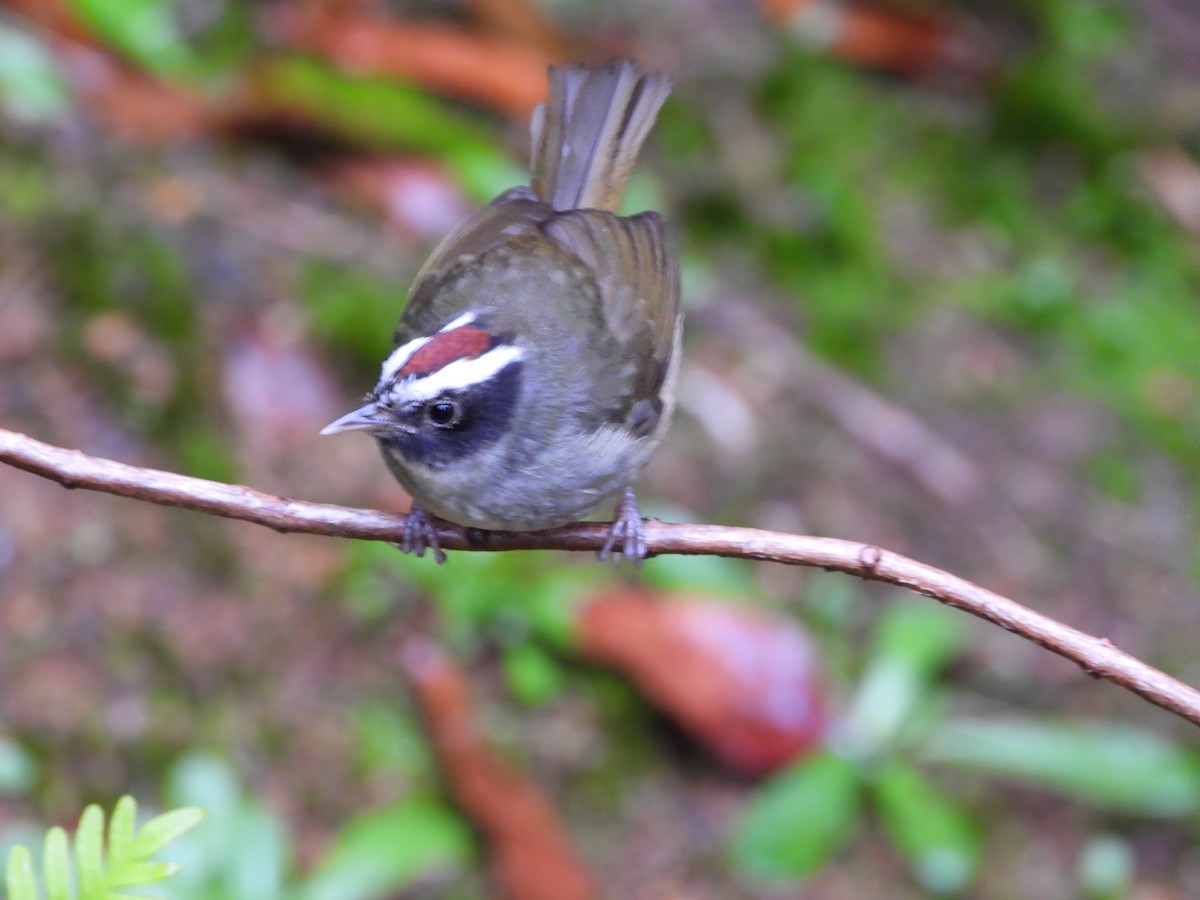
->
{"left": 542, "top": 209, "right": 680, "bottom": 385}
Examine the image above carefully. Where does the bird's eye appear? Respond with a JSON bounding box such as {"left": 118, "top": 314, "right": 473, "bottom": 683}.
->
{"left": 426, "top": 399, "right": 461, "bottom": 428}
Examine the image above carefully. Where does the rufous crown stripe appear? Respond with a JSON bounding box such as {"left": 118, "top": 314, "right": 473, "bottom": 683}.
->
{"left": 396, "top": 326, "right": 493, "bottom": 378}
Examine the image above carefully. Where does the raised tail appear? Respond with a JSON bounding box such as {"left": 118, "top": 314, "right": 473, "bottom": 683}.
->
{"left": 529, "top": 60, "right": 671, "bottom": 213}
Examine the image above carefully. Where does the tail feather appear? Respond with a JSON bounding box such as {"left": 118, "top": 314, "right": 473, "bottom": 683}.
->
{"left": 530, "top": 61, "right": 670, "bottom": 212}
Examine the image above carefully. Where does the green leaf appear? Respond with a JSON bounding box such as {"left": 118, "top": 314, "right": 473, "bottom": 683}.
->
{"left": 301, "top": 801, "right": 473, "bottom": 900}
{"left": 74, "top": 805, "right": 105, "bottom": 897}
{"left": 640, "top": 552, "right": 757, "bottom": 597}
{"left": 5, "top": 845, "right": 37, "bottom": 900}
{"left": 353, "top": 702, "right": 435, "bottom": 777}
{"left": 43, "top": 827, "right": 70, "bottom": 900}
{"left": 847, "top": 603, "right": 963, "bottom": 752}
{"left": 0, "top": 22, "right": 72, "bottom": 124}
{"left": 2, "top": 797, "right": 198, "bottom": 900}
{"left": 367, "top": 543, "right": 599, "bottom": 648}
{"left": 107, "top": 859, "right": 176, "bottom": 887}
{"left": 503, "top": 643, "right": 565, "bottom": 706}
{"left": 923, "top": 718, "right": 1200, "bottom": 816}
{"left": 870, "top": 602, "right": 964, "bottom": 675}
{"left": 64, "top": 0, "right": 199, "bottom": 77}
{"left": 873, "top": 759, "right": 979, "bottom": 895}
{"left": 163, "top": 754, "right": 242, "bottom": 822}
{"left": 107, "top": 797, "right": 137, "bottom": 865}
{"left": 449, "top": 144, "right": 529, "bottom": 208}
{"left": 133, "top": 807, "right": 204, "bottom": 859}
{"left": 1077, "top": 834, "right": 1133, "bottom": 900}
{"left": 253, "top": 56, "right": 509, "bottom": 195}
{"left": 731, "top": 751, "right": 862, "bottom": 882}
{"left": 226, "top": 802, "right": 289, "bottom": 900}
{"left": 161, "top": 754, "right": 247, "bottom": 890}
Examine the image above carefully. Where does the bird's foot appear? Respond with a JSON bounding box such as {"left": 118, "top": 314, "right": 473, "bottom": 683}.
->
{"left": 598, "top": 487, "right": 648, "bottom": 563}
{"left": 400, "top": 503, "right": 447, "bottom": 564}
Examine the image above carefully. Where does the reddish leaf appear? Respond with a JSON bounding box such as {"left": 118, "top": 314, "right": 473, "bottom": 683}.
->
{"left": 760, "top": 0, "right": 994, "bottom": 81}
{"left": 467, "top": 0, "right": 566, "bottom": 57}
{"left": 1141, "top": 147, "right": 1200, "bottom": 237}
{"left": 578, "top": 591, "right": 828, "bottom": 776}
{"left": 267, "top": 7, "right": 555, "bottom": 117}
{"left": 399, "top": 639, "right": 595, "bottom": 900}
{"left": 0, "top": 0, "right": 96, "bottom": 45}
{"left": 75, "top": 57, "right": 216, "bottom": 142}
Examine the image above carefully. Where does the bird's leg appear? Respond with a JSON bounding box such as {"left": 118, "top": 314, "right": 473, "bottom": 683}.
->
{"left": 599, "top": 487, "right": 648, "bottom": 563}
{"left": 400, "top": 503, "right": 447, "bottom": 564}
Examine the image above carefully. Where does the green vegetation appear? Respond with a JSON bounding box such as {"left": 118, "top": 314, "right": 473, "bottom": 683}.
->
{"left": 1, "top": 0, "right": 1198, "bottom": 896}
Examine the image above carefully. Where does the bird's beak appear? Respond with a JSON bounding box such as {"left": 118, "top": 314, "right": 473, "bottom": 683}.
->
{"left": 320, "top": 402, "right": 390, "bottom": 436}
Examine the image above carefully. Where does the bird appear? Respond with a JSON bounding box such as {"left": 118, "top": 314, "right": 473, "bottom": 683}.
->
{"left": 321, "top": 60, "right": 680, "bottom": 564}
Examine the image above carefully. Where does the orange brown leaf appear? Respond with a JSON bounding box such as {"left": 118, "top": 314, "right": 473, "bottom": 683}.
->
{"left": 578, "top": 590, "right": 828, "bottom": 776}
{"left": 400, "top": 639, "right": 595, "bottom": 900}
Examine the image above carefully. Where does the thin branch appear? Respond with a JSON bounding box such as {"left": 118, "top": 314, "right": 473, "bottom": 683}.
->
{"left": 3, "top": 426, "right": 1199, "bottom": 728}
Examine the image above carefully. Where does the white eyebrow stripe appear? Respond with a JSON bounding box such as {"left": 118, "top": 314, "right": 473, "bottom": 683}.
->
{"left": 387, "top": 344, "right": 523, "bottom": 404}
{"left": 438, "top": 312, "right": 477, "bottom": 332}
{"left": 379, "top": 335, "right": 431, "bottom": 384}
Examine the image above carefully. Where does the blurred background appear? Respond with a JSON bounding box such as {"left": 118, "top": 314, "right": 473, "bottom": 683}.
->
{"left": 1, "top": 0, "right": 1199, "bottom": 897}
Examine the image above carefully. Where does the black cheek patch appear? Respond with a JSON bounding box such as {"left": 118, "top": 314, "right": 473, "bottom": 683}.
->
{"left": 390, "top": 361, "right": 524, "bottom": 469}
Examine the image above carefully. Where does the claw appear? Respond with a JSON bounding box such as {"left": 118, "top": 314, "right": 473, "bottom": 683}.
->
{"left": 400, "top": 503, "right": 447, "bottom": 564}
{"left": 598, "top": 487, "right": 648, "bottom": 563}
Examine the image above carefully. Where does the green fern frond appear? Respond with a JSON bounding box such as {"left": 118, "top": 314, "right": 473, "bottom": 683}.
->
{"left": 4, "top": 796, "right": 203, "bottom": 900}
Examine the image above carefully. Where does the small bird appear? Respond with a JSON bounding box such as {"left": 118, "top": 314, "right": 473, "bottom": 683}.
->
{"left": 322, "top": 61, "right": 680, "bottom": 563}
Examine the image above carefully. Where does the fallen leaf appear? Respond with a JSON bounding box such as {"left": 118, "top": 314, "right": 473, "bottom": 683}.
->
{"left": 400, "top": 638, "right": 596, "bottom": 900}
{"left": 268, "top": 7, "right": 555, "bottom": 117}
{"left": 761, "top": 0, "right": 995, "bottom": 81}
{"left": 578, "top": 590, "right": 828, "bottom": 776}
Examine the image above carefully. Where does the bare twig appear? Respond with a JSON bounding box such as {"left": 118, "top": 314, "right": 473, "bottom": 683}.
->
{"left": 3, "top": 425, "right": 1199, "bottom": 728}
